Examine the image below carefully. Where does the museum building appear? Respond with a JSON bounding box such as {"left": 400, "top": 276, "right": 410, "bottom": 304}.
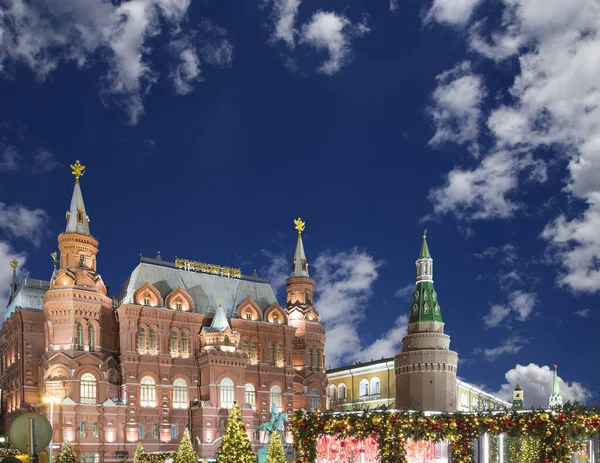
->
{"left": 0, "top": 162, "right": 327, "bottom": 462}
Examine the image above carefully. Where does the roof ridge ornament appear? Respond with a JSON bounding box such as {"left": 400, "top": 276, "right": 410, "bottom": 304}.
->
{"left": 70, "top": 160, "right": 85, "bottom": 184}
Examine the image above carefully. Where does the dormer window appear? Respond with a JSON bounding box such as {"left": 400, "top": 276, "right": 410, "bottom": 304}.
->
{"left": 245, "top": 312, "right": 251, "bottom": 320}
{"left": 79, "top": 254, "right": 85, "bottom": 267}
{"left": 143, "top": 294, "right": 150, "bottom": 306}
{"left": 176, "top": 302, "right": 182, "bottom": 310}
{"left": 77, "top": 209, "right": 83, "bottom": 223}
{"left": 273, "top": 314, "right": 279, "bottom": 324}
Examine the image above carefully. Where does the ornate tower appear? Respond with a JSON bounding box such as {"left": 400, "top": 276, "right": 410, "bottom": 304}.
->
{"left": 394, "top": 231, "right": 458, "bottom": 412}
{"left": 285, "top": 218, "right": 327, "bottom": 411}
{"left": 7, "top": 260, "right": 18, "bottom": 307}
{"left": 42, "top": 161, "right": 119, "bottom": 401}
{"left": 512, "top": 378, "right": 524, "bottom": 409}
{"left": 549, "top": 365, "right": 563, "bottom": 409}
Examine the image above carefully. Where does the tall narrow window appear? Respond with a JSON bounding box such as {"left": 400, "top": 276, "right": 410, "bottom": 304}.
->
{"left": 329, "top": 385, "right": 337, "bottom": 401}
{"left": 359, "top": 379, "right": 369, "bottom": 397}
{"left": 244, "top": 384, "right": 256, "bottom": 410}
{"left": 149, "top": 329, "right": 157, "bottom": 354}
{"left": 151, "top": 424, "right": 159, "bottom": 439}
{"left": 250, "top": 341, "right": 257, "bottom": 364}
{"left": 170, "top": 331, "right": 178, "bottom": 356}
{"left": 310, "top": 390, "right": 320, "bottom": 412}
{"left": 171, "top": 424, "right": 178, "bottom": 440}
{"left": 173, "top": 378, "right": 188, "bottom": 409}
{"left": 241, "top": 339, "right": 248, "bottom": 355}
{"left": 79, "top": 254, "right": 85, "bottom": 267}
{"left": 220, "top": 378, "right": 234, "bottom": 409}
{"left": 181, "top": 333, "right": 189, "bottom": 357}
{"left": 88, "top": 325, "right": 95, "bottom": 351}
{"left": 138, "top": 328, "right": 146, "bottom": 354}
{"left": 76, "top": 323, "right": 84, "bottom": 350}
{"left": 268, "top": 342, "right": 275, "bottom": 366}
{"left": 307, "top": 349, "right": 312, "bottom": 368}
{"left": 370, "top": 377, "right": 380, "bottom": 396}
{"left": 270, "top": 385, "right": 282, "bottom": 412}
{"left": 139, "top": 423, "right": 146, "bottom": 439}
{"left": 176, "top": 302, "right": 182, "bottom": 310}
{"left": 80, "top": 421, "right": 87, "bottom": 438}
{"left": 143, "top": 295, "right": 150, "bottom": 306}
{"left": 313, "top": 350, "right": 319, "bottom": 370}
{"left": 338, "top": 383, "right": 347, "bottom": 400}
{"left": 276, "top": 344, "right": 283, "bottom": 367}
{"left": 80, "top": 373, "right": 97, "bottom": 404}
{"left": 92, "top": 422, "right": 99, "bottom": 438}
{"left": 140, "top": 376, "right": 156, "bottom": 407}
{"left": 77, "top": 210, "right": 83, "bottom": 223}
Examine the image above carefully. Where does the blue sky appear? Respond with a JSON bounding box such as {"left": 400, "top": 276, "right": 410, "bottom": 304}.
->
{"left": 0, "top": 0, "right": 598, "bottom": 408}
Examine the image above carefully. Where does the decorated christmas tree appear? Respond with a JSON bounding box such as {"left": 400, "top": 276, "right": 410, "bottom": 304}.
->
{"left": 215, "top": 402, "right": 254, "bottom": 463}
{"left": 265, "top": 429, "right": 286, "bottom": 463}
{"left": 133, "top": 441, "right": 145, "bottom": 463}
{"left": 174, "top": 428, "right": 198, "bottom": 463}
{"left": 55, "top": 439, "right": 76, "bottom": 463}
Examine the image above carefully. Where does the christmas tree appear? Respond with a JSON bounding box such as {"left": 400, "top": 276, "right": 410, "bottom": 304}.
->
{"left": 174, "top": 428, "right": 198, "bottom": 463}
{"left": 265, "top": 430, "right": 286, "bottom": 463}
{"left": 55, "top": 439, "right": 76, "bottom": 463}
{"left": 215, "top": 402, "right": 255, "bottom": 463}
{"left": 133, "top": 441, "right": 145, "bottom": 463}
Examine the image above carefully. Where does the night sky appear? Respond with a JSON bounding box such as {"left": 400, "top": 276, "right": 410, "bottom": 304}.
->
{"left": 1, "top": 0, "right": 598, "bottom": 408}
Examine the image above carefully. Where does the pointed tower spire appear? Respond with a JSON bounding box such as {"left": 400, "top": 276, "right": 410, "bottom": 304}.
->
{"left": 549, "top": 364, "right": 563, "bottom": 409}
{"left": 7, "top": 259, "right": 18, "bottom": 306}
{"left": 512, "top": 378, "right": 524, "bottom": 409}
{"left": 291, "top": 217, "right": 309, "bottom": 277}
{"left": 409, "top": 231, "right": 442, "bottom": 327}
{"left": 65, "top": 160, "right": 91, "bottom": 235}
{"left": 210, "top": 296, "right": 230, "bottom": 331}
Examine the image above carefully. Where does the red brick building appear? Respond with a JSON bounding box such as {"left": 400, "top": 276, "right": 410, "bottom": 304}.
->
{"left": 0, "top": 162, "right": 327, "bottom": 462}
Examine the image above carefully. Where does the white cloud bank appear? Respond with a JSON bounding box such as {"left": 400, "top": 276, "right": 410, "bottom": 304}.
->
{"left": 0, "top": 0, "right": 232, "bottom": 124}
{"left": 492, "top": 363, "right": 592, "bottom": 408}
{"left": 483, "top": 290, "right": 537, "bottom": 327}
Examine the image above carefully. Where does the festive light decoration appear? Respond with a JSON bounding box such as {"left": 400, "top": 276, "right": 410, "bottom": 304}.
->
{"left": 55, "top": 439, "right": 76, "bottom": 463}
{"left": 133, "top": 442, "right": 145, "bottom": 463}
{"left": 174, "top": 429, "right": 198, "bottom": 463}
{"left": 137, "top": 453, "right": 176, "bottom": 463}
{"left": 215, "top": 401, "right": 255, "bottom": 463}
{"left": 291, "top": 403, "right": 600, "bottom": 463}
{"left": 266, "top": 428, "right": 287, "bottom": 463}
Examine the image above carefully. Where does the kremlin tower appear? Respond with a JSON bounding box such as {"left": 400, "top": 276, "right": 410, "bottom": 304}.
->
{"left": 394, "top": 231, "right": 458, "bottom": 412}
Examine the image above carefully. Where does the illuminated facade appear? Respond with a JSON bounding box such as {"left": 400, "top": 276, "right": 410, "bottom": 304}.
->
{"left": 0, "top": 162, "right": 327, "bottom": 462}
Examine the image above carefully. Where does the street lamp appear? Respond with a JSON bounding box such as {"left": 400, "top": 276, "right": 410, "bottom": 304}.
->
{"left": 44, "top": 396, "right": 61, "bottom": 463}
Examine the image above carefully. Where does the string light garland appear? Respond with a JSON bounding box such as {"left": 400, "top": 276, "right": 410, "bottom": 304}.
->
{"left": 137, "top": 453, "right": 176, "bottom": 463}
{"left": 291, "top": 403, "right": 599, "bottom": 463}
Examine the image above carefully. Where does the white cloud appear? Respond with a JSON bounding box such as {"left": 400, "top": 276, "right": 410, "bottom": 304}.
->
{"left": 428, "top": 62, "right": 487, "bottom": 155}
{"left": 170, "top": 44, "right": 201, "bottom": 95}
{"left": 301, "top": 11, "right": 370, "bottom": 75}
{"left": 389, "top": 0, "right": 399, "bottom": 12}
{"left": 0, "top": 0, "right": 231, "bottom": 124}
{"left": 263, "top": 0, "right": 301, "bottom": 47}
{"left": 475, "top": 243, "right": 518, "bottom": 265}
{"left": 483, "top": 290, "right": 537, "bottom": 327}
{"left": 492, "top": 363, "right": 592, "bottom": 408}
{"left": 354, "top": 314, "right": 408, "bottom": 362}
{"left": 0, "top": 242, "right": 27, "bottom": 309}
{"left": 474, "top": 335, "right": 528, "bottom": 360}
{"left": 313, "top": 248, "right": 382, "bottom": 367}
{"left": 0, "top": 147, "right": 20, "bottom": 172}
{"left": 575, "top": 309, "right": 590, "bottom": 318}
{"left": 425, "top": 0, "right": 482, "bottom": 26}
{"left": 32, "top": 149, "right": 57, "bottom": 174}
{"left": 394, "top": 283, "right": 414, "bottom": 299}
{"left": 0, "top": 202, "right": 49, "bottom": 246}
{"left": 261, "top": 250, "right": 289, "bottom": 297}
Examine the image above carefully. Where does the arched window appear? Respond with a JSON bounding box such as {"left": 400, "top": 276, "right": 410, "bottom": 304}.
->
{"left": 329, "top": 385, "right": 337, "bottom": 401}
{"left": 140, "top": 376, "right": 156, "bottom": 407}
{"left": 307, "top": 349, "right": 312, "bottom": 368}
{"left": 359, "top": 379, "right": 369, "bottom": 397}
{"left": 268, "top": 342, "right": 275, "bottom": 366}
{"left": 138, "top": 328, "right": 146, "bottom": 354}
{"left": 88, "top": 325, "right": 95, "bottom": 351}
{"left": 80, "top": 373, "right": 97, "bottom": 404}
{"left": 76, "top": 323, "right": 84, "bottom": 350}
{"left": 338, "top": 383, "right": 347, "bottom": 400}
{"left": 314, "top": 350, "right": 320, "bottom": 370}
{"left": 181, "top": 333, "right": 188, "bottom": 357}
{"left": 220, "top": 378, "right": 234, "bottom": 409}
{"left": 173, "top": 378, "right": 188, "bottom": 409}
{"left": 370, "top": 377, "right": 381, "bottom": 396}
{"left": 244, "top": 384, "right": 256, "bottom": 410}
{"left": 170, "top": 331, "right": 178, "bottom": 356}
{"left": 149, "top": 329, "right": 157, "bottom": 354}
{"left": 250, "top": 341, "right": 257, "bottom": 364}
{"left": 310, "top": 389, "right": 320, "bottom": 412}
{"left": 241, "top": 339, "right": 248, "bottom": 355}
{"left": 276, "top": 344, "right": 283, "bottom": 366}
{"left": 270, "top": 385, "right": 282, "bottom": 412}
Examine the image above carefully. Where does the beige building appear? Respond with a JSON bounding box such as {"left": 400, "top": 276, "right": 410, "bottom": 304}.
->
{"left": 327, "top": 358, "right": 509, "bottom": 412}
{"left": 326, "top": 233, "right": 509, "bottom": 413}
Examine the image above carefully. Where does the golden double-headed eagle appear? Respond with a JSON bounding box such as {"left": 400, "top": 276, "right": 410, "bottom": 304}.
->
{"left": 70, "top": 160, "right": 85, "bottom": 183}
{"left": 294, "top": 217, "right": 305, "bottom": 234}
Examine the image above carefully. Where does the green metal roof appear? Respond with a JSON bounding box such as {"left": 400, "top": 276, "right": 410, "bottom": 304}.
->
{"left": 418, "top": 231, "right": 431, "bottom": 259}
{"left": 408, "top": 280, "right": 443, "bottom": 324}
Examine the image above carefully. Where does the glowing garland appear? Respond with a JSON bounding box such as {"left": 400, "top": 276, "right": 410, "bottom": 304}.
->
{"left": 291, "top": 403, "right": 599, "bottom": 463}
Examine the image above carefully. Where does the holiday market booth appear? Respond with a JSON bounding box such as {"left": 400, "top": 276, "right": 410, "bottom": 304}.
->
{"left": 291, "top": 404, "right": 600, "bottom": 463}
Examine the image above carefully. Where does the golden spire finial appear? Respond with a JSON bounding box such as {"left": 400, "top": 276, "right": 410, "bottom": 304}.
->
{"left": 294, "top": 217, "right": 306, "bottom": 235}
{"left": 10, "top": 259, "right": 18, "bottom": 271}
{"left": 70, "top": 160, "right": 85, "bottom": 184}
{"left": 423, "top": 229, "right": 428, "bottom": 239}
{"left": 218, "top": 296, "right": 223, "bottom": 306}
{"left": 50, "top": 252, "right": 58, "bottom": 267}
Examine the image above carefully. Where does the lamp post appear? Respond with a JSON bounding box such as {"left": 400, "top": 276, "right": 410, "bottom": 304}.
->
{"left": 44, "top": 396, "right": 61, "bottom": 463}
